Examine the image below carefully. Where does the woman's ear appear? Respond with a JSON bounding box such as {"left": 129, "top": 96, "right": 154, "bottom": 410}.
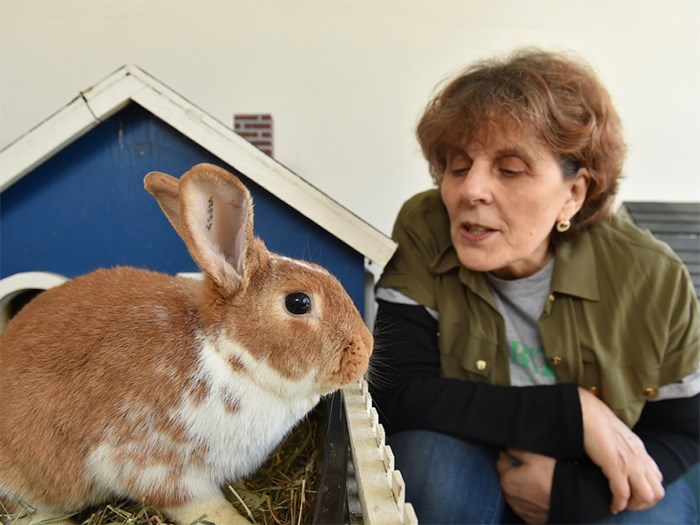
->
{"left": 560, "top": 168, "right": 590, "bottom": 221}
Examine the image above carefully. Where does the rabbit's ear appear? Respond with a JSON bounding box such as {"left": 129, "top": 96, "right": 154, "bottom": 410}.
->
{"left": 145, "top": 164, "right": 256, "bottom": 296}
{"left": 144, "top": 171, "right": 185, "bottom": 239}
{"left": 177, "top": 164, "right": 256, "bottom": 297}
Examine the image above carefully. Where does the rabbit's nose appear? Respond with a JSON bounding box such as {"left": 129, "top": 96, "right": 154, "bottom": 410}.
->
{"left": 330, "top": 337, "right": 371, "bottom": 386}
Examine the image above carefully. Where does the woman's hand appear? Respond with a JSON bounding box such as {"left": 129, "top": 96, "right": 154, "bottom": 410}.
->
{"left": 578, "top": 387, "right": 665, "bottom": 513}
{"left": 497, "top": 449, "right": 554, "bottom": 524}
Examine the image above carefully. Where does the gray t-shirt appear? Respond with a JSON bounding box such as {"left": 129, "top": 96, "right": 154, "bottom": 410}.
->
{"left": 486, "top": 259, "right": 555, "bottom": 386}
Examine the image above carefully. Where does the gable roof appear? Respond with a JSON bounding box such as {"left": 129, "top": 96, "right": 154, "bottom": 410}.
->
{"left": 0, "top": 64, "right": 396, "bottom": 267}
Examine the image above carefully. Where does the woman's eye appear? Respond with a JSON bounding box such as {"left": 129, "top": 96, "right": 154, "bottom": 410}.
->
{"left": 446, "top": 153, "right": 471, "bottom": 176}
{"left": 285, "top": 292, "right": 312, "bottom": 315}
{"left": 498, "top": 156, "right": 527, "bottom": 176}
{"left": 449, "top": 163, "right": 471, "bottom": 176}
{"left": 499, "top": 168, "right": 524, "bottom": 177}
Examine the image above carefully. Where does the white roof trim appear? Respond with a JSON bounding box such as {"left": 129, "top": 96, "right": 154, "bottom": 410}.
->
{"left": 0, "top": 65, "right": 396, "bottom": 267}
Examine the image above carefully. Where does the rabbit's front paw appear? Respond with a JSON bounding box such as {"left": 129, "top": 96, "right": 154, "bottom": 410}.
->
{"left": 163, "top": 492, "right": 250, "bottom": 525}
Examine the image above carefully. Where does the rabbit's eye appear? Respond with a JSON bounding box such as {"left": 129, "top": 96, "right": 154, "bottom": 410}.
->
{"left": 285, "top": 292, "right": 312, "bottom": 315}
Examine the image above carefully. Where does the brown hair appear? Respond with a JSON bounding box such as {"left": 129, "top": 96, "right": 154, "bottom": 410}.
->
{"left": 416, "top": 48, "right": 626, "bottom": 238}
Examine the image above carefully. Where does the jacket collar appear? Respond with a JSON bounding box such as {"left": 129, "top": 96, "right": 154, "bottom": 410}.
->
{"left": 551, "top": 230, "right": 600, "bottom": 301}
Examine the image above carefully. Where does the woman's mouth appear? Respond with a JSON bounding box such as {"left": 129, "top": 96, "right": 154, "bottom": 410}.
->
{"left": 460, "top": 222, "right": 496, "bottom": 241}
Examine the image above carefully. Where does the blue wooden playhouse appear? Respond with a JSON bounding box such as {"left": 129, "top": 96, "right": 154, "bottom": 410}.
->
{"left": 0, "top": 66, "right": 420, "bottom": 525}
{"left": 0, "top": 65, "right": 396, "bottom": 328}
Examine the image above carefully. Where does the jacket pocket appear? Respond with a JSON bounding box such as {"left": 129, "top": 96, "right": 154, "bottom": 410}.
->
{"left": 438, "top": 317, "right": 499, "bottom": 381}
{"left": 596, "top": 365, "right": 659, "bottom": 427}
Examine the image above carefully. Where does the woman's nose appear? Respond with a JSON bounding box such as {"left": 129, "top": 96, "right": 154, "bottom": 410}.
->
{"left": 458, "top": 162, "right": 492, "bottom": 204}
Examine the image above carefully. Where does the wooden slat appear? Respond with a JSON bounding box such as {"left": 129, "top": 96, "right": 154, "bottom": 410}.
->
{"left": 343, "top": 380, "right": 418, "bottom": 525}
{"left": 686, "top": 263, "right": 700, "bottom": 274}
{"left": 653, "top": 234, "right": 700, "bottom": 254}
{"left": 632, "top": 223, "right": 699, "bottom": 234}
{"left": 625, "top": 211, "right": 699, "bottom": 224}
{"left": 624, "top": 202, "right": 700, "bottom": 214}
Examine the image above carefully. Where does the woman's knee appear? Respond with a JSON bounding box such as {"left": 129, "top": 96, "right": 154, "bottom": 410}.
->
{"left": 388, "top": 430, "right": 505, "bottom": 524}
{"left": 390, "top": 429, "right": 498, "bottom": 470}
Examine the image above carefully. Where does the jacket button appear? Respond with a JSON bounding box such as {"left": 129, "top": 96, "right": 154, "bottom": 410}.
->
{"left": 549, "top": 356, "right": 562, "bottom": 365}
{"left": 547, "top": 293, "right": 556, "bottom": 302}
{"left": 588, "top": 386, "right": 599, "bottom": 395}
{"left": 643, "top": 387, "right": 657, "bottom": 398}
{"left": 476, "top": 359, "right": 487, "bottom": 371}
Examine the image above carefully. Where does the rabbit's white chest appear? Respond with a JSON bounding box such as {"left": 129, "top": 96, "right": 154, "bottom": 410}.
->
{"left": 85, "top": 335, "right": 320, "bottom": 501}
{"left": 174, "top": 368, "right": 319, "bottom": 479}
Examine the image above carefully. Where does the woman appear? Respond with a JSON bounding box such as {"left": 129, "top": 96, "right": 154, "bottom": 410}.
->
{"left": 370, "top": 49, "right": 699, "bottom": 524}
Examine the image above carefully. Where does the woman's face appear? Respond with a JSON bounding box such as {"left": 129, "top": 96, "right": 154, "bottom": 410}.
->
{"left": 440, "top": 128, "right": 588, "bottom": 279}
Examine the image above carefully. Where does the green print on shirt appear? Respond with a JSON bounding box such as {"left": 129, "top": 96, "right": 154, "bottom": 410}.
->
{"left": 509, "top": 341, "right": 555, "bottom": 379}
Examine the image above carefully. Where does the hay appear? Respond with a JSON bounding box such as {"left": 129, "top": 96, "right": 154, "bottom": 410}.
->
{"left": 1, "top": 415, "right": 320, "bottom": 525}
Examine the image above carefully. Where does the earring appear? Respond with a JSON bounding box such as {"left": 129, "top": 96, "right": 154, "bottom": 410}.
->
{"left": 556, "top": 219, "right": 571, "bottom": 233}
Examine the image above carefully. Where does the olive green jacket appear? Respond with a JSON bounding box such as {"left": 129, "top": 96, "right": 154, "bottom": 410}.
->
{"left": 377, "top": 189, "right": 699, "bottom": 426}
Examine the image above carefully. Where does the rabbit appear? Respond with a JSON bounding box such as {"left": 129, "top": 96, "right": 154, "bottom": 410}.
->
{"left": 0, "top": 163, "right": 373, "bottom": 525}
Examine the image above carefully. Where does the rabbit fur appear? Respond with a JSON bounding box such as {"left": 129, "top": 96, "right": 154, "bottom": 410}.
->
{"left": 0, "top": 163, "right": 373, "bottom": 525}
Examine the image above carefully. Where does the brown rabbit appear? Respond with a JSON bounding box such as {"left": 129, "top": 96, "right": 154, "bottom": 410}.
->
{"left": 0, "top": 163, "right": 373, "bottom": 525}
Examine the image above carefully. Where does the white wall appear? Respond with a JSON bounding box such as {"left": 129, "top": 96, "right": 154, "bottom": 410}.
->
{"left": 1, "top": 0, "right": 698, "bottom": 237}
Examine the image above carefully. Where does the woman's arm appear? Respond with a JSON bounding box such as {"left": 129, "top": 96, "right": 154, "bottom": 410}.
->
{"left": 634, "top": 394, "right": 700, "bottom": 483}
{"left": 370, "top": 299, "right": 584, "bottom": 456}
{"left": 547, "top": 394, "right": 699, "bottom": 524}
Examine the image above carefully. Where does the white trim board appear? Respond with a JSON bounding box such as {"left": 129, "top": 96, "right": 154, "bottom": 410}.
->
{"left": 0, "top": 65, "right": 396, "bottom": 267}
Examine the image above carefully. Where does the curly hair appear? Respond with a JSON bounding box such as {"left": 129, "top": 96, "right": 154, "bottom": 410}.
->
{"left": 416, "top": 48, "right": 626, "bottom": 239}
